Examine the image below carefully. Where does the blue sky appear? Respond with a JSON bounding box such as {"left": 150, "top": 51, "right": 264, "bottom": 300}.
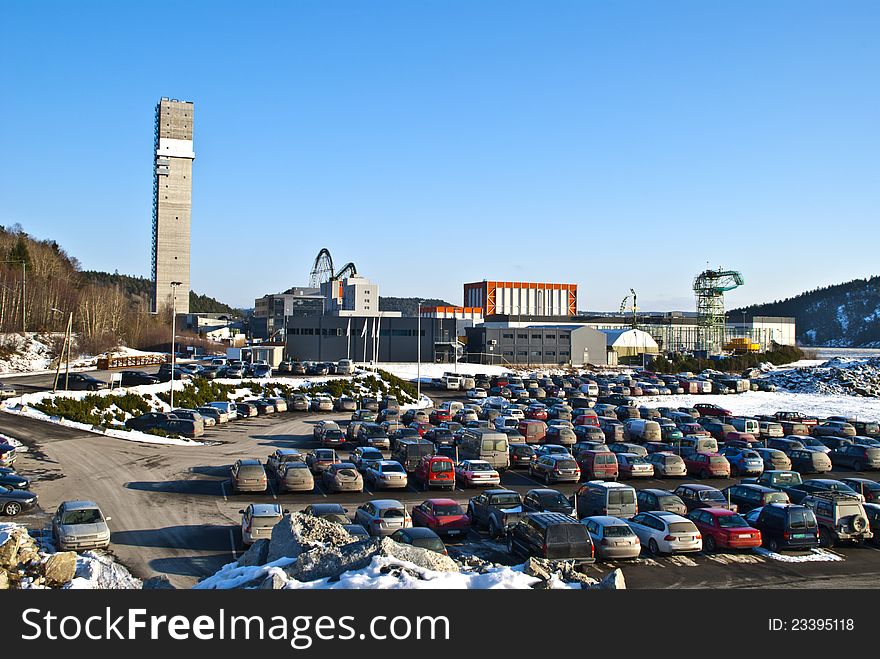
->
{"left": 1, "top": 1, "right": 877, "bottom": 310}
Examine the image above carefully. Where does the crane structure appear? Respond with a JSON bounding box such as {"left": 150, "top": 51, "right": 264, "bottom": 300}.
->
{"left": 693, "top": 268, "right": 744, "bottom": 353}
{"left": 619, "top": 288, "right": 638, "bottom": 328}
{"left": 308, "top": 248, "right": 358, "bottom": 288}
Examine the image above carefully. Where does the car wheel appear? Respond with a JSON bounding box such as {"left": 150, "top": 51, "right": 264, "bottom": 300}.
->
{"left": 730, "top": 465, "right": 739, "bottom": 478}
{"left": 3, "top": 501, "right": 22, "bottom": 516}
{"left": 704, "top": 535, "right": 716, "bottom": 552}
{"left": 544, "top": 472, "right": 551, "bottom": 485}
{"left": 489, "top": 518, "right": 501, "bottom": 539}
{"left": 766, "top": 538, "right": 779, "bottom": 552}
{"left": 819, "top": 528, "right": 833, "bottom": 548}
{"left": 648, "top": 538, "right": 660, "bottom": 555}
{"left": 506, "top": 535, "right": 516, "bottom": 555}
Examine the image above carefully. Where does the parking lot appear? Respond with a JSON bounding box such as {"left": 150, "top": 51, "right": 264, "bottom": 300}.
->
{"left": 4, "top": 380, "right": 880, "bottom": 589}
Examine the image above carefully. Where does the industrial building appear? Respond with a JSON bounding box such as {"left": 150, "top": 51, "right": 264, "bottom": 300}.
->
{"left": 464, "top": 281, "right": 577, "bottom": 317}
{"left": 152, "top": 97, "right": 194, "bottom": 314}
{"left": 284, "top": 316, "right": 459, "bottom": 364}
{"left": 252, "top": 288, "right": 325, "bottom": 339}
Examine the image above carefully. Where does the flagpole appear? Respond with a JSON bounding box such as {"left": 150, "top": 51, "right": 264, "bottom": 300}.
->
{"left": 346, "top": 318, "right": 351, "bottom": 360}
{"left": 363, "top": 317, "right": 370, "bottom": 369}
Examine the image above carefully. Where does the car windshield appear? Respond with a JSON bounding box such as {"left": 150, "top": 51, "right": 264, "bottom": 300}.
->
{"left": 513, "top": 446, "right": 535, "bottom": 456}
{"left": 382, "top": 508, "right": 405, "bottom": 519}
{"left": 555, "top": 460, "right": 578, "bottom": 470}
{"left": 238, "top": 466, "right": 265, "bottom": 477}
{"left": 469, "top": 463, "right": 494, "bottom": 472}
{"left": 430, "top": 461, "right": 453, "bottom": 473}
{"left": 717, "top": 514, "right": 749, "bottom": 528}
{"left": 668, "top": 521, "right": 697, "bottom": 534}
{"left": 382, "top": 463, "right": 405, "bottom": 473}
{"left": 657, "top": 495, "right": 682, "bottom": 506}
{"left": 698, "top": 490, "right": 725, "bottom": 502}
{"left": 766, "top": 492, "right": 789, "bottom": 503}
{"left": 772, "top": 472, "right": 800, "bottom": 485}
{"left": 709, "top": 456, "right": 728, "bottom": 465}
{"left": 251, "top": 515, "right": 281, "bottom": 528}
{"left": 539, "top": 493, "right": 570, "bottom": 506}
{"left": 62, "top": 509, "right": 103, "bottom": 525}
{"left": 412, "top": 537, "right": 446, "bottom": 553}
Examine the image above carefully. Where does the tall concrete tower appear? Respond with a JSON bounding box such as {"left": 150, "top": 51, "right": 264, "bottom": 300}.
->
{"left": 152, "top": 97, "right": 194, "bottom": 314}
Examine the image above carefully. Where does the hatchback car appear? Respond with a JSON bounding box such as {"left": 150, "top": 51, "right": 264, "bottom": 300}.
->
{"left": 456, "top": 460, "right": 501, "bottom": 487}
{"left": 674, "top": 484, "right": 736, "bottom": 512}
{"left": 647, "top": 451, "right": 687, "bottom": 478}
{"left": 240, "top": 503, "right": 285, "bottom": 546}
{"left": 390, "top": 527, "right": 448, "bottom": 555}
{"left": 683, "top": 452, "right": 731, "bottom": 479}
{"left": 52, "top": 500, "right": 112, "bottom": 551}
{"left": 507, "top": 512, "right": 595, "bottom": 563}
{"left": 522, "top": 488, "right": 575, "bottom": 516}
{"left": 0, "top": 484, "right": 38, "bottom": 516}
{"left": 364, "top": 460, "right": 409, "bottom": 490}
{"left": 306, "top": 449, "right": 340, "bottom": 474}
{"left": 626, "top": 511, "right": 702, "bottom": 555}
{"left": 231, "top": 459, "right": 268, "bottom": 493}
{"left": 636, "top": 489, "right": 687, "bottom": 516}
{"left": 322, "top": 462, "right": 364, "bottom": 493}
{"left": 720, "top": 448, "right": 765, "bottom": 477}
{"left": 351, "top": 446, "right": 385, "bottom": 472}
{"left": 580, "top": 516, "right": 641, "bottom": 560}
{"left": 411, "top": 499, "right": 470, "bottom": 538}
{"left": 302, "top": 503, "right": 349, "bottom": 525}
{"left": 354, "top": 499, "right": 412, "bottom": 537}
{"left": 616, "top": 453, "right": 654, "bottom": 479}
{"left": 530, "top": 454, "right": 581, "bottom": 484}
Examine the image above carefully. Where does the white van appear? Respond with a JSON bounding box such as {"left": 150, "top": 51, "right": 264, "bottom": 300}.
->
{"left": 208, "top": 401, "right": 238, "bottom": 420}
{"left": 623, "top": 418, "right": 662, "bottom": 442}
{"left": 336, "top": 359, "right": 355, "bottom": 375}
{"left": 730, "top": 417, "right": 760, "bottom": 435}
{"left": 440, "top": 375, "right": 461, "bottom": 390}
{"left": 679, "top": 436, "right": 719, "bottom": 455}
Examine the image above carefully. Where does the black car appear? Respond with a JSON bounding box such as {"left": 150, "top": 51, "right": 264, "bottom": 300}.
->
{"left": 507, "top": 512, "right": 595, "bottom": 562}
{"left": 783, "top": 479, "right": 861, "bottom": 504}
{"left": 0, "top": 471, "right": 30, "bottom": 490}
{"left": 522, "top": 489, "right": 575, "bottom": 516}
{"left": 125, "top": 412, "right": 177, "bottom": 432}
{"left": 0, "top": 485, "right": 38, "bottom": 516}
{"left": 424, "top": 428, "right": 454, "bottom": 446}
{"left": 302, "top": 503, "right": 349, "bottom": 525}
{"left": 636, "top": 489, "right": 688, "bottom": 516}
{"left": 120, "top": 370, "right": 160, "bottom": 386}
{"left": 722, "top": 484, "right": 791, "bottom": 512}
{"left": 61, "top": 373, "right": 107, "bottom": 391}
{"left": 156, "top": 364, "right": 190, "bottom": 382}
{"left": 752, "top": 503, "right": 820, "bottom": 552}
{"left": 508, "top": 443, "right": 537, "bottom": 469}
{"left": 673, "top": 484, "right": 735, "bottom": 511}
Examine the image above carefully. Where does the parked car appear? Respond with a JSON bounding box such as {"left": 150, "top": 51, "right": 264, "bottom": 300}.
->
{"left": 350, "top": 446, "right": 385, "bottom": 472}
{"left": 687, "top": 508, "right": 762, "bottom": 551}
{"left": 239, "top": 503, "right": 285, "bottom": 546}
{"left": 522, "top": 488, "right": 575, "bottom": 516}
{"left": 830, "top": 444, "right": 880, "bottom": 471}
{"left": 802, "top": 492, "right": 873, "bottom": 547}
{"left": 615, "top": 453, "right": 654, "bottom": 479}
{"left": 124, "top": 412, "right": 177, "bottom": 432}
{"left": 390, "top": 527, "right": 447, "bottom": 555}
{"left": 753, "top": 448, "right": 792, "bottom": 472}
{"left": 647, "top": 451, "right": 687, "bottom": 478}
{"left": 322, "top": 462, "right": 364, "bottom": 493}
{"left": 231, "top": 459, "right": 268, "bottom": 493}
{"left": 673, "top": 484, "right": 736, "bottom": 512}
{"left": 354, "top": 499, "right": 411, "bottom": 537}
{"left": 196, "top": 406, "right": 228, "bottom": 424}
{"left": 812, "top": 421, "right": 857, "bottom": 438}
{"left": 356, "top": 423, "right": 391, "bottom": 450}
{"left": 839, "top": 478, "right": 880, "bottom": 504}
{"left": 580, "top": 516, "right": 641, "bottom": 559}
{"left": 276, "top": 461, "right": 314, "bottom": 493}
{"left": 52, "top": 500, "right": 112, "bottom": 551}
{"left": 364, "top": 460, "right": 409, "bottom": 490}
{"left": 788, "top": 448, "right": 833, "bottom": 474}
{"left": 507, "top": 513, "right": 595, "bottom": 562}
{"left": 411, "top": 499, "right": 470, "bottom": 538}
{"left": 288, "top": 395, "right": 310, "bottom": 412}
{"left": 784, "top": 479, "right": 862, "bottom": 504}
{"left": 722, "top": 484, "right": 791, "bottom": 512}
{"left": 572, "top": 481, "right": 637, "bottom": 519}
{"left": 467, "top": 489, "right": 526, "bottom": 538}
{"left": 313, "top": 420, "right": 341, "bottom": 442}
{"left": 683, "top": 452, "right": 731, "bottom": 479}
{"left": 412, "top": 455, "right": 455, "bottom": 491}
{"left": 456, "top": 460, "right": 501, "bottom": 488}
{"left": 266, "top": 448, "right": 305, "bottom": 476}
{"left": 302, "top": 503, "right": 349, "bottom": 525}
{"left": 171, "top": 408, "right": 210, "bottom": 428}
{"left": 306, "top": 449, "right": 340, "bottom": 475}
{"left": 752, "top": 503, "right": 820, "bottom": 552}
{"left": 0, "top": 484, "right": 38, "bottom": 516}
{"left": 310, "top": 396, "right": 334, "bottom": 413}
{"left": 636, "top": 489, "right": 687, "bottom": 516}
{"left": 120, "top": 370, "right": 160, "bottom": 386}
{"left": 719, "top": 447, "right": 765, "bottom": 477}
{"left": 626, "top": 511, "right": 702, "bottom": 555}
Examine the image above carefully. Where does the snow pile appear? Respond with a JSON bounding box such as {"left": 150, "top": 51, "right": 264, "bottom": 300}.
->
{"left": 761, "top": 357, "right": 880, "bottom": 398}
{"left": 755, "top": 548, "right": 844, "bottom": 563}
{"left": 0, "top": 333, "right": 54, "bottom": 374}
{"left": 195, "top": 512, "right": 623, "bottom": 591}
{"left": 0, "top": 523, "right": 140, "bottom": 589}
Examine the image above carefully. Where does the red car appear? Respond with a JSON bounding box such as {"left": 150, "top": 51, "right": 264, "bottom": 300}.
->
{"left": 573, "top": 413, "right": 599, "bottom": 428}
{"left": 694, "top": 404, "right": 732, "bottom": 418}
{"left": 429, "top": 409, "right": 452, "bottom": 424}
{"left": 408, "top": 421, "right": 433, "bottom": 437}
{"left": 687, "top": 507, "right": 762, "bottom": 551}
{"left": 411, "top": 498, "right": 471, "bottom": 538}
{"left": 412, "top": 455, "right": 456, "bottom": 490}
{"left": 683, "top": 452, "right": 731, "bottom": 479}
{"left": 525, "top": 406, "right": 548, "bottom": 421}
{"left": 679, "top": 423, "right": 711, "bottom": 437}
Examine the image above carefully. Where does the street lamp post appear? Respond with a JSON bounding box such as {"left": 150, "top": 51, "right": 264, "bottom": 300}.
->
{"left": 50, "top": 308, "right": 73, "bottom": 392}
{"left": 170, "top": 281, "right": 182, "bottom": 409}
{"left": 1, "top": 260, "right": 26, "bottom": 333}
{"left": 417, "top": 301, "right": 423, "bottom": 404}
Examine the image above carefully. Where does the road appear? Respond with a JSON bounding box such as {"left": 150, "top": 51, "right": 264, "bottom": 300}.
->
{"left": 3, "top": 399, "right": 880, "bottom": 589}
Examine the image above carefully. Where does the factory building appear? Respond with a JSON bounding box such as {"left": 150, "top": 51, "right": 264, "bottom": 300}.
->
{"left": 252, "top": 288, "right": 325, "bottom": 339}
{"left": 464, "top": 281, "right": 577, "bottom": 317}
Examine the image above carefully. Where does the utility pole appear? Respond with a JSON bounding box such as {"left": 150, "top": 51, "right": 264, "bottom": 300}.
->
{"left": 417, "top": 301, "right": 423, "bottom": 404}
{"left": 170, "top": 281, "right": 182, "bottom": 409}
{"left": 64, "top": 312, "right": 72, "bottom": 391}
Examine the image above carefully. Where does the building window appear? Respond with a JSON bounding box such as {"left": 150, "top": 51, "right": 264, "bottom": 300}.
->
{"left": 531, "top": 334, "right": 541, "bottom": 340}
{"left": 559, "top": 350, "right": 570, "bottom": 356}
{"left": 546, "top": 350, "right": 556, "bottom": 357}
{"left": 517, "top": 350, "right": 528, "bottom": 356}
{"left": 531, "top": 350, "right": 542, "bottom": 357}
{"left": 502, "top": 333, "right": 514, "bottom": 339}
{"left": 559, "top": 335, "right": 569, "bottom": 343}
{"left": 545, "top": 334, "right": 556, "bottom": 340}
{"left": 517, "top": 333, "right": 527, "bottom": 340}
{"left": 502, "top": 350, "right": 514, "bottom": 357}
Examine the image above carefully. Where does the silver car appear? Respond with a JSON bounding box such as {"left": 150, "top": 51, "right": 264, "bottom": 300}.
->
{"left": 648, "top": 452, "right": 687, "bottom": 477}
{"left": 240, "top": 503, "right": 285, "bottom": 546}
{"left": 364, "top": 460, "right": 409, "bottom": 490}
{"left": 52, "top": 500, "right": 111, "bottom": 552}
{"left": 277, "top": 462, "right": 315, "bottom": 493}
{"left": 354, "top": 499, "right": 412, "bottom": 537}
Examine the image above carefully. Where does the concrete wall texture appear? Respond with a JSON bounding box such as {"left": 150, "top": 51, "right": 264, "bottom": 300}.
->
{"left": 152, "top": 98, "right": 194, "bottom": 314}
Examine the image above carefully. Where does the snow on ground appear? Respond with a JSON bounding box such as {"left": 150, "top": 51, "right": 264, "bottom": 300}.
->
{"left": 195, "top": 555, "right": 577, "bottom": 590}
{"left": 642, "top": 390, "right": 880, "bottom": 419}
{"left": 755, "top": 548, "right": 844, "bottom": 563}
{"left": 67, "top": 552, "right": 143, "bottom": 589}
{"left": 377, "top": 362, "right": 513, "bottom": 383}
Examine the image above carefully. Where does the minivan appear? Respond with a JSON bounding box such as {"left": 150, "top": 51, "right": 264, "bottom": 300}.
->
{"left": 623, "top": 419, "right": 662, "bottom": 442}
{"left": 208, "top": 401, "right": 238, "bottom": 420}
{"left": 390, "top": 438, "right": 436, "bottom": 472}
{"left": 572, "top": 481, "right": 638, "bottom": 519}
{"left": 677, "top": 436, "right": 718, "bottom": 455}
{"left": 507, "top": 513, "right": 595, "bottom": 563}
{"left": 730, "top": 417, "right": 760, "bottom": 435}
{"left": 459, "top": 429, "right": 510, "bottom": 470}
{"left": 753, "top": 503, "right": 820, "bottom": 552}
{"left": 517, "top": 420, "right": 548, "bottom": 444}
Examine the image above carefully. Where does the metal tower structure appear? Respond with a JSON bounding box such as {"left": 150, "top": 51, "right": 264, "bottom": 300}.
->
{"left": 619, "top": 288, "right": 638, "bottom": 328}
{"left": 308, "top": 248, "right": 358, "bottom": 288}
{"left": 693, "top": 268, "right": 744, "bottom": 353}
